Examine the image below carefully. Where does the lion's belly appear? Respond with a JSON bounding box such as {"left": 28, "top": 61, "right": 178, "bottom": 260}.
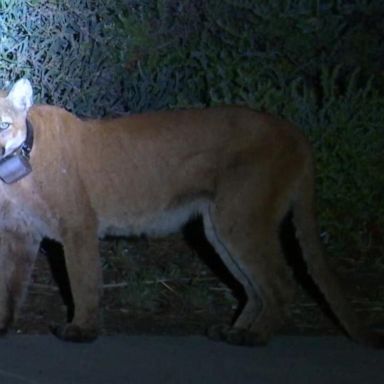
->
{"left": 96, "top": 198, "right": 210, "bottom": 238}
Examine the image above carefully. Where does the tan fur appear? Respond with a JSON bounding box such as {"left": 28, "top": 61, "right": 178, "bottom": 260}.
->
{"left": 0, "top": 80, "right": 382, "bottom": 346}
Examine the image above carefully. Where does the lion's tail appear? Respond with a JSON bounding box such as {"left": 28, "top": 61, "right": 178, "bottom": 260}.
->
{"left": 291, "top": 160, "right": 384, "bottom": 348}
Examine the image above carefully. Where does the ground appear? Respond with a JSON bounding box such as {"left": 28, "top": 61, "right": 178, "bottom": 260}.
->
{"left": 14, "top": 226, "right": 384, "bottom": 339}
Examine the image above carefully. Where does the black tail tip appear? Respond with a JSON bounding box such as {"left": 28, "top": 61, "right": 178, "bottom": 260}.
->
{"left": 359, "top": 330, "right": 384, "bottom": 349}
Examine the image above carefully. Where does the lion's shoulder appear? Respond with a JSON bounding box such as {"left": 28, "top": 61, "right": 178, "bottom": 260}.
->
{"left": 28, "top": 104, "right": 82, "bottom": 127}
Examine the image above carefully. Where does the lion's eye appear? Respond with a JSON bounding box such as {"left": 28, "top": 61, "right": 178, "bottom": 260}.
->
{"left": 0, "top": 122, "right": 11, "bottom": 131}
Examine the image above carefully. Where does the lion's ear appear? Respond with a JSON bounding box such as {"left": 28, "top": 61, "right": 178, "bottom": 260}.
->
{"left": 7, "top": 78, "right": 34, "bottom": 112}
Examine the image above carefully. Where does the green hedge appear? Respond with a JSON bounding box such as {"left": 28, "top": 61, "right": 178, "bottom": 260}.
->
{"left": 1, "top": 0, "right": 383, "bottom": 264}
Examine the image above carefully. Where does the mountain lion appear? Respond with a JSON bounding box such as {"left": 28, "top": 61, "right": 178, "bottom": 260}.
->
{"left": 0, "top": 79, "right": 381, "bottom": 347}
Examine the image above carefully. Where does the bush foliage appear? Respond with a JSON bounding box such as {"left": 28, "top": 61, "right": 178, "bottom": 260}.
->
{"left": 0, "top": 0, "right": 383, "bottom": 263}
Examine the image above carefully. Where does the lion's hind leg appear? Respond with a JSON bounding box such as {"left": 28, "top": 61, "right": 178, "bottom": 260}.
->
{"left": 202, "top": 195, "right": 295, "bottom": 346}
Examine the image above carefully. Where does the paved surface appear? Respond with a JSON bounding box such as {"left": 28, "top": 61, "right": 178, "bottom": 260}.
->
{"left": 0, "top": 335, "right": 383, "bottom": 383}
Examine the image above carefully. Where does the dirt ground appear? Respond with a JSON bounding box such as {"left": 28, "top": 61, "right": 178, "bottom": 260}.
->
{"left": 14, "top": 227, "right": 384, "bottom": 339}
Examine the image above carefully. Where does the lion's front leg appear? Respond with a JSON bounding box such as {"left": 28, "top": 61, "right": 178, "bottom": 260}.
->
{"left": 0, "top": 230, "right": 40, "bottom": 334}
{"left": 52, "top": 224, "right": 102, "bottom": 342}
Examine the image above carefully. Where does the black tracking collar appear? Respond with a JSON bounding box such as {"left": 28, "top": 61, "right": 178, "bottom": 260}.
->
{"left": 0, "top": 120, "right": 34, "bottom": 184}
{"left": 22, "top": 119, "right": 34, "bottom": 158}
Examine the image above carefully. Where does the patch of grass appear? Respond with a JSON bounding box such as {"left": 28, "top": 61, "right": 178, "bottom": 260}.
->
{"left": 100, "top": 236, "right": 235, "bottom": 316}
